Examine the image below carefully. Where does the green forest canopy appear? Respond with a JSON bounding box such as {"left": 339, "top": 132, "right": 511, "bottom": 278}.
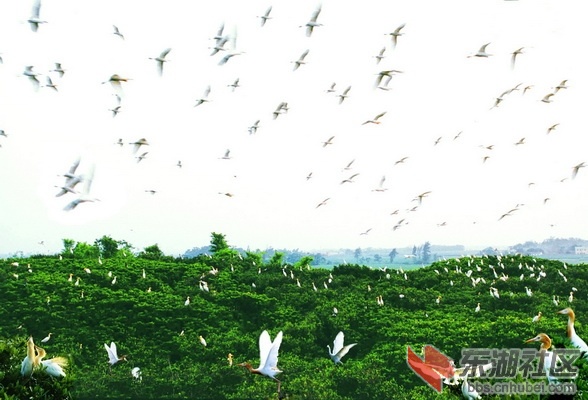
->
{"left": 1, "top": 233, "right": 588, "bottom": 399}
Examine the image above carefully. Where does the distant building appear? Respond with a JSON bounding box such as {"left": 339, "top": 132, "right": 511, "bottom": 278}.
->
{"left": 575, "top": 246, "right": 588, "bottom": 255}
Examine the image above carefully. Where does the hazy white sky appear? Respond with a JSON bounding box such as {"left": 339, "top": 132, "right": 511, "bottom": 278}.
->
{"left": 0, "top": 0, "right": 586, "bottom": 256}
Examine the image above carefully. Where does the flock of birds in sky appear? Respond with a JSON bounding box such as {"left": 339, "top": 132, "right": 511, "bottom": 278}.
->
{"left": 11, "top": 251, "right": 588, "bottom": 398}
{"left": 0, "top": 0, "right": 584, "bottom": 252}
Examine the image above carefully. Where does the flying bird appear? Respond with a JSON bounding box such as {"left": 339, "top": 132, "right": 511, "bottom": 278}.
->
{"left": 149, "top": 48, "right": 172, "bottom": 76}
{"left": 63, "top": 164, "right": 99, "bottom": 211}
{"left": 136, "top": 152, "right": 149, "bottom": 163}
{"left": 194, "top": 86, "right": 212, "bottom": 107}
{"left": 248, "top": 120, "right": 260, "bottom": 134}
{"left": 104, "top": 342, "right": 127, "bottom": 370}
{"left": 112, "top": 25, "right": 124, "bottom": 39}
{"left": 338, "top": 86, "right": 351, "bottom": 104}
{"left": 272, "top": 102, "right": 289, "bottom": 119}
{"left": 228, "top": 78, "right": 240, "bottom": 91}
{"left": 322, "top": 136, "right": 335, "bottom": 147}
{"left": 52, "top": 62, "right": 65, "bottom": 77}
{"left": 316, "top": 198, "right": 330, "bottom": 208}
{"left": 327, "top": 331, "right": 357, "bottom": 364}
{"left": 44, "top": 76, "right": 58, "bottom": 91}
{"left": 468, "top": 43, "right": 492, "bottom": 58}
{"left": 554, "top": 80, "right": 568, "bottom": 92}
{"left": 541, "top": 93, "right": 555, "bottom": 103}
{"left": 362, "top": 112, "right": 387, "bottom": 125}
{"left": 546, "top": 123, "right": 559, "bottom": 134}
{"left": 258, "top": 6, "right": 273, "bottom": 27}
{"left": 375, "top": 70, "right": 402, "bottom": 88}
{"left": 102, "top": 74, "right": 131, "bottom": 89}
{"left": 28, "top": 0, "right": 47, "bottom": 32}
{"left": 292, "top": 49, "right": 310, "bottom": 71}
{"left": 129, "top": 138, "right": 149, "bottom": 154}
{"left": 238, "top": 330, "right": 284, "bottom": 396}
{"left": 340, "top": 173, "right": 359, "bottom": 184}
{"left": 372, "top": 176, "right": 387, "bottom": 192}
{"left": 23, "top": 66, "right": 41, "bottom": 90}
{"left": 301, "top": 6, "right": 323, "bottom": 37}
{"left": 386, "top": 23, "right": 405, "bottom": 48}
{"left": 510, "top": 47, "right": 524, "bottom": 69}
{"left": 572, "top": 162, "right": 585, "bottom": 179}
{"left": 374, "top": 47, "right": 386, "bottom": 64}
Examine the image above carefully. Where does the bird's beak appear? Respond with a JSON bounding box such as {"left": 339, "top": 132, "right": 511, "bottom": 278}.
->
{"left": 524, "top": 337, "right": 537, "bottom": 343}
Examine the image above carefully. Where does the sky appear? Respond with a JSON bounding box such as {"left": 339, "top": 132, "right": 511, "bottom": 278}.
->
{"left": 0, "top": 0, "right": 586, "bottom": 256}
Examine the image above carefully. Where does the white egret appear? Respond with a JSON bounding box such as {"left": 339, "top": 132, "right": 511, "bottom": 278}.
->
{"left": 41, "top": 333, "right": 52, "bottom": 343}
{"left": 238, "top": 330, "right": 283, "bottom": 395}
{"left": 34, "top": 345, "right": 68, "bottom": 377}
{"left": 532, "top": 312, "right": 542, "bottom": 323}
{"left": 556, "top": 308, "right": 588, "bottom": 355}
{"left": 21, "top": 336, "right": 36, "bottom": 376}
{"left": 327, "top": 331, "right": 357, "bottom": 364}
{"left": 199, "top": 335, "right": 207, "bottom": 347}
{"left": 104, "top": 342, "right": 127, "bottom": 370}
{"left": 525, "top": 333, "right": 559, "bottom": 382}
{"left": 131, "top": 367, "right": 142, "bottom": 381}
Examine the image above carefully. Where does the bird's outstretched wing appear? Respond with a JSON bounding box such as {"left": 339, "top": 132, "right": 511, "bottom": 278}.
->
{"left": 332, "top": 331, "right": 344, "bottom": 355}
{"left": 104, "top": 342, "right": 118, "bottom": 364}
{"left": 258, "top": 330, "right": 272, "bottom": 369}
{"left": 337, "top": 342, "right": 357, "bottom": 359}
{"left": 265, "top": 331, "right": 283, "bottom": 370}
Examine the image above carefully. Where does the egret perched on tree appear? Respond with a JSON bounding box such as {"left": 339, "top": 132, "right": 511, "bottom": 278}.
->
{"left": 525, "top": 333, "right": 559, "bottom": 382}
{"left": 557, "top": 308, "right": 588, "bottom": 356}
{"left": 238, "top": 330, "right": 283, "bottom": 396}
{"left": 104, "top": 342, "right": 127, "bottom": 370}
{"left": 34, "top": 345, "right": 68, "bottom": 377}
{"left": 21, "top": 336, "right": 36, "bottom": 376}
{"left": 532, "top": 312, "right": 542, "bottom": 323}
{"left": 327, "top": 331, "right": 357, "bottom": 364}
{"left": 131, "top": 367, "right": 142, "bottom": 381}
{"left": 199, "top": 335, "right": 207, "bottom": 347}
{"left": 41, "top": 333, "right": 52, "bottom": 343}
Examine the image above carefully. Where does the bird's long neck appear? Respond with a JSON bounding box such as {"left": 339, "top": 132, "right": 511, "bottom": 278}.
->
{"left": 240, "top": 362, "right": 261, "bottom": 375}
{"left": 540, "top": 338, "right": 552, "bottom": 351}
{"left": 26, "top": 338, "right": 36, "bottom": 362}
{"left": 567, "top": 311, "right": 577, "bottom": 339}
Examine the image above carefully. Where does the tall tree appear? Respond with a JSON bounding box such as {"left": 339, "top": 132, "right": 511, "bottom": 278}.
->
{"left": 422, "top": 241, "right": 431, "bottom": 264}
{"left": 139, "top": 244, "right": 164, "bottom": 260}
{"left": 210, "top": 232, "right": 229, "bottom": 254}
{"left": 388, "top": 248, "right": 398, "bottom": 263}
{"left": 354, "top": 247, "right": 362, "bottom": 261}
{"left": 62, "top": 238, "right": 75, "bottom": 255}
{"left": 94, "top": 235, "right": 119, "bottom": 258}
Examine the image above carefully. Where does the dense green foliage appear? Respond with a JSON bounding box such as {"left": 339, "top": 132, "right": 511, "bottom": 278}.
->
{"left": 2, "top": 237, "right": 588, "bottom": 399}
